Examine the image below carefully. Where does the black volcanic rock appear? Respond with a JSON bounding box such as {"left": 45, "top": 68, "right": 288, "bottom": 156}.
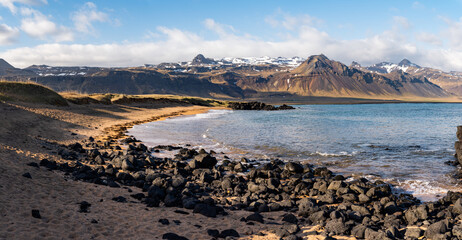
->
{"left": 162, "top": 233, "right": 189, "bottom": 240}
{"left": 228, "top": 101, "right": 295, "bottom": 111}
{"left": 31, "top": 209, "right": 41, "bottom": 219}
{"left": 78, "top": 201, "right": 91, "bottom": 213}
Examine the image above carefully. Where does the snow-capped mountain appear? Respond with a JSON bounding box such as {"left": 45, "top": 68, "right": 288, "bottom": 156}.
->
{"left": 217, "top": 56, "right": 305, "bottom": 68}
{"left": 176, "top": 54, "right": 305, "bottom": 68}
{"left": 361, "top": 59, "right": 421, "bottom": 74}
{"left": 25, "top": 65, "right": 105, "bottom": 76}
{"left": 350, "top": 59, "right": 462, "bottom": 95}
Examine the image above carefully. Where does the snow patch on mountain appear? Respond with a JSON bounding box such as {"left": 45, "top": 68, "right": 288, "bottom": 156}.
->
{"left": 184, "top": 56, "right": 305, "bottom": 68}
{"left": 364, "top": 59, "right": 421, "bottom": 74}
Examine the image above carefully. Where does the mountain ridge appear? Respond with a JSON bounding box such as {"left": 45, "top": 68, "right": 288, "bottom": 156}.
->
{"left": 0, "top": 55, "right": 455, "bottom": 101}
{"left": 232, "top": 55, "right": 449, "bottom": 99}
{"left": 354, "top": 59, "right": 462, "bottom": 95}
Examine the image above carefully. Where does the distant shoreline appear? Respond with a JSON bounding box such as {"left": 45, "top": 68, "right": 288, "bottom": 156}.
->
{"left": 204, "top": 90, "right": 462, "bottom": 105}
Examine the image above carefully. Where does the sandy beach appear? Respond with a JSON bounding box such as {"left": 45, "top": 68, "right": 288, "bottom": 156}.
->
{"left": 2, "top": 99, "right": 462, "bottom": 240}
{"left": 4, "top": 1, "right": 462, "bottom": 239}
{"left": 0, "top": 101, "right": 305, "bottom": 239}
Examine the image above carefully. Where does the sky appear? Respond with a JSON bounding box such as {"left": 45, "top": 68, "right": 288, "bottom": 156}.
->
{"left": 1, "top": 0, "right": 462, "bottom": 71}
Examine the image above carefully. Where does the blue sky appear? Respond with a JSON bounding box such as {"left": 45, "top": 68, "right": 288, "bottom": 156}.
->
{"left": 0, "top": 0, "right": 462, "bottom": 71}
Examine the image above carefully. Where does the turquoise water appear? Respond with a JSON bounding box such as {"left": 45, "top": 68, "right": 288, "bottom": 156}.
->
{"left": 128, "top": 103, "right": 462, "bottom": 201}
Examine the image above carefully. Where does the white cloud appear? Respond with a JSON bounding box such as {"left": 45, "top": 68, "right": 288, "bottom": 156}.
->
{"left": 0, "top": 0, "right": 46, "bottom": 14}
{"left": 416, "top": 32, "right": 442, "bottom": 46}
{"left": 393, "top": 16, "right": 412, "bottom": 30}
{"left": 203, "top": 18, "right": 235, "bottom": 37}
{"left": 0, "top": 21, "right": 418, "bottom": 68}
{"left": 4, "top": 16, "right": 462, "bottom": 72}
{"left": 265, "top": 10, "right": 321, "bottom": 31}
{"left": 0, "top": 23, "right": 19, "bottom": 44}
{"left": 20, "top": 7, "right": 73, "bottom": 42}
{"left": 412, "top": 1, "right": 424, "bottom": 9}
{"left": 441, "top": 16, "right": 462, "bottom": 50}
{"left": 71, "top": 2, "right": 108, "bottom": 33}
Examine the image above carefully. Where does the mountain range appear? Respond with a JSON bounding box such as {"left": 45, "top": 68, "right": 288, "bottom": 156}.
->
{"left": 234, "top": 54, "right": 448, "bottom": 99}
{"left": 0, "top": 54, "right": 460, "bottom": 102}
{"left": 351, "top": 59, "right": 462, "bottom": 95}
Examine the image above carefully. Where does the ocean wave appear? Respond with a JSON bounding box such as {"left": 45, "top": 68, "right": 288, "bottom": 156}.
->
{"left": 168, "top": 109, "right": 232, "bottom": 122}
{"left": 357, "top": 143, "right": 373, "bottom": 148}
{"left": 191, "top": 109, "right": 232, "bottom": 119}
{"left": 313, "top": 151, "right": 358, "bottom": 157}
{"left": 391, "top": 179, "right": 450, "bottom": 202}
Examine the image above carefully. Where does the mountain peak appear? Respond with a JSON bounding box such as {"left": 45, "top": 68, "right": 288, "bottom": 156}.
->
{"left": 302, "top": 54, "right": 331, "bottom": 66}
{"left": 350, "top": 61, "right": 361, "bottom": 68}
{"left": 191, "top": 54, "right": 216, "bottom": 65}
{"left": 309, "top": 54, "right": 329, "bottom": 61}
{"left": 398, "top": 58, "right": 420, "bottom": 68}
{"left": 292, "top": 54, "right": 347, "bottom": 75}
{"left": 0, "top": 59, "right": 15, "bottom": 70}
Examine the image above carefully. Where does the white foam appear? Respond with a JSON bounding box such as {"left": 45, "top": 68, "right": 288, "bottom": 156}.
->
{"left": 358, "top": 143, "right": 373, "bottom": 147}
{"left": 167, "top": 109, "right": 232, "bottom": 122}
{"left": 392, "top": 179, "right": 449, "bottom": 202}
{"left": 314, "top": 151, "right": 357, "bottom": 157}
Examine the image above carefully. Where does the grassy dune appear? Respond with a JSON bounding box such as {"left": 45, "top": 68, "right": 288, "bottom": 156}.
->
{"left": 60, "top": 92, "right": 229, "bottom": 107}
{"left": 0, "top": 81, "right": 231, "bottom": 107}
{"left": 0, "top": 81, "right": 68, "bottom": 106}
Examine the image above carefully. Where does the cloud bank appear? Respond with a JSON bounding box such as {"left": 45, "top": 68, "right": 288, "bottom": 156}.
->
{"left": 0, "top": 2, "right": 461, "bottom": 72}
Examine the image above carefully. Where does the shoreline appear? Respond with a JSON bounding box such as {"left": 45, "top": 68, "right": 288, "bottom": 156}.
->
{"left": 234, "top": 95, "right": 462, "bottom": 105}
{"left": 1, "top": 101, "right": 462, "bottom": 239}
{"left": 128, "top": 107, "right": 458, "bottom": 203}
{"left": 253, "top": 100, "right": 462, "bottom": 106}
{"left": 100, "top": 106, "right": 220, "bottom": 141}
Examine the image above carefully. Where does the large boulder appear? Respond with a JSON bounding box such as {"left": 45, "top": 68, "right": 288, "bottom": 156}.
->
{"left": 189, "top": 154, "right": 217, "bottom": 169}
{"left": 457, "top": 126, "right": 462, "bottom": 141}
{"left": 122, "top": 159, "right": 134, "bottom": 171}
{"left": 193, "top": 203, "right": 217, "bottom": 218}
{"left": 453, "top": 198, "right": 462, "bottom": 214}
{"left": 455, "top": 141, "right": 462, "bottom": 165}
{"left": 425, "top": 220, "right": 448, "bottom": 239}
{"left": 298, "top": 197, "right": 317, "bottom": 213}
{"left": 325, "top": 219, "right": 349, "bottom": 235}
{"left": 284, "top": 162, "right": 304, "bottom": 173}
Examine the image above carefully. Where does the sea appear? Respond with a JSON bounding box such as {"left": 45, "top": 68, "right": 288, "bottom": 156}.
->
{"left": 128, "top": 103, "right": 462, "bottom": 201}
